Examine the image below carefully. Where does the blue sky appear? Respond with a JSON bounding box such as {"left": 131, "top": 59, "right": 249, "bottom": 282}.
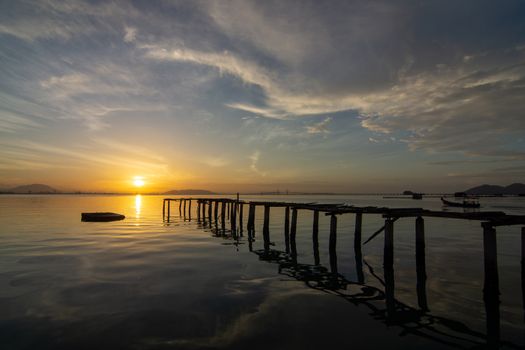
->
{"left": 0, "top": 0, "right": 524, "bottom": 192}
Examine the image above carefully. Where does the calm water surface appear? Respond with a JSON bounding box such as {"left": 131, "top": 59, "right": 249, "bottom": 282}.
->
{"left": 0, "top": 194, "right": 524, "bottom": 349}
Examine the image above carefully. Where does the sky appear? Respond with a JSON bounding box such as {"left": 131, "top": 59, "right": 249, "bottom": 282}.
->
{"left": 0, "top": 0, "right": 524, "bottom": 193}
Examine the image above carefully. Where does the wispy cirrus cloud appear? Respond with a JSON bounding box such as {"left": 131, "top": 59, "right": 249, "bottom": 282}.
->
{"left": 306, "top": 117, "right": 332, "bottom": 134}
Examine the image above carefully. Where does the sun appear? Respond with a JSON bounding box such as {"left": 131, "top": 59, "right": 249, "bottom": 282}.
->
{"left": 133, "top": 176, "right": 145, "bottom": 187}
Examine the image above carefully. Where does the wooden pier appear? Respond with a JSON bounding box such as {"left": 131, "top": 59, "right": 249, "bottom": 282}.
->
{"left": 163, "top": 196, "right": 525, "bottom": 348}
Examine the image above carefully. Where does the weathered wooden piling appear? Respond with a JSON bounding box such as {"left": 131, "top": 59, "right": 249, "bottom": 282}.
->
{"left": 284, "top": 206, "right": 290, "bottom": 253}
{"left": 384, "top": 218, "right": 394, "bottom": 268}
{"left": 313, "top": 210, "right": 320, "bottom": 265}
{"left": 162, "top": 200, "right": 166, "bottom": 218}
{"left": 354, "top": 212, "right": 362, "bottom": 248}
{"left": 188, "top": 199, "right": 192, "bottom": 220}
{"left": 415, "top": 216, "right": 428, "bottom": 311}
{"left": 214, "top": 200, "right": 219, "bottom": 223}
{"left": 239, "top": 203, "right": 244, "bottom": 233}
{"left": 197, "top": 201, "right": 201, "bottom": 221}
{"left": 263, "top": 205, "right": 270, "bottom": 248}
{"left": 221, "top": 201, "right": 226, "bottom": 232}
{"left": 183, "top": 199, "right": 187, "bottom": 218}
{"left": 167, "top": 200, "right": 171, "bottom": 220}
{"left": 247, "top": 204, "right": 255, "bottom": 232}
{"left": 179, "top": 199, "right": 182, "bottom": 215}
{"left": 522, "top": 227, "right": 525, "bottom": 322}
{"left": 382, "top": 217, "right": 396, "bottom": 317}
{"left": 290, "top": 208, "right": 298, "bottom": 258}
{"left": 329, "top": 214, "right": 338, "bottom": 273}
{"left": 482, "top": 222, "right": 500, "bottom": 347}
{"left": 231, "top": 201, "right": 237, "bottom": 234}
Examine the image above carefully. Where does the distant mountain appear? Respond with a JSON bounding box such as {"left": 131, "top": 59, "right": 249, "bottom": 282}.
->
{"left": 9, "top": 184, "right": 58, "bottom": 194}
{"left": 163, "top": 189, "right": 215, "bottom": 195}
{"left": 465, "top": 183, "right": 525, "bottom": 195}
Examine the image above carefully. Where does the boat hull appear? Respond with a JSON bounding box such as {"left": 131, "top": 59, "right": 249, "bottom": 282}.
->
{"left": 81, "top": 212, "right": 125, "bottom": 222}
{"left": 441, "top": 198, "right": 480, "bottom": 208}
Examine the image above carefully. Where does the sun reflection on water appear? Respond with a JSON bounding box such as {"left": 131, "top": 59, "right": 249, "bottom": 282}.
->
{"left": 135, "top": 194, "right": 142, "bottom": 219}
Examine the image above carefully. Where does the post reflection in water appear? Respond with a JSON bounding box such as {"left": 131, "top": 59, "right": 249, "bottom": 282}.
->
{"left": 205, "top": 215, "right": 520, "bottom": 350}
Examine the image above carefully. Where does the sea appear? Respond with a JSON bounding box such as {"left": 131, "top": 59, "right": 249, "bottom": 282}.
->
{"left": 0, "top": 194, "right": 524, "bottom": 349}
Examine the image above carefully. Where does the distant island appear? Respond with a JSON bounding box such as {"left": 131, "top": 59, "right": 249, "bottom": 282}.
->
{"left": 464, "top": 183, "right": 525, "bottom": 195}
{"left": 2, "top": 184, "right": 58, "bottom": 194}
{"left": 163, "top": 189, "right": 216, "bottom": 195}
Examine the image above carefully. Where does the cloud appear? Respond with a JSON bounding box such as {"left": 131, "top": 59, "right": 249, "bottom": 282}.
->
{"left": 203, "top": 157, "right": 230, "bottom": 168}
{"left": 249, "top": 151, "right": 266, "bottom": 176}
{"left": 0, "top": 0, "right": 139, "bottom": 41}
{"left": 123, "top": 26, "right": 137, "bottom": 43}
{"left": 305, "top": 117, "right": 331, "bottom": 134}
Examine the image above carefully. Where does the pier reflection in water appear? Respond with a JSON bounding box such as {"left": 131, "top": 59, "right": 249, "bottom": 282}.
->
{"left": 164, "top": 197, "right": 525, "bottom": 349}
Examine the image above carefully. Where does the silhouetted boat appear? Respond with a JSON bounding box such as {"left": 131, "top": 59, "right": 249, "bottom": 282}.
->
{"left": 81, "top": 212, "right": 125, "bottom": 222}
{"left": 441, "top": 197, "right": 480, "bottom": 208}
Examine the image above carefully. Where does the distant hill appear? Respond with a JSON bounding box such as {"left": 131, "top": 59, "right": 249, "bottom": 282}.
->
{"left": 163, "top": 189, "right": 215, "bottom": 195}
{"left": 9, "top": 184, "right": 58, "bottom": 194}
{"left": 465, "top": 183, "right": 525, "bottom": 195}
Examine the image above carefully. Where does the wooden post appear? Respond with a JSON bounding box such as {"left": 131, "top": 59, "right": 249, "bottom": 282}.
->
{"left": 239, "top": 203, "right": 244, "bottom": 234}
{"left": 227, "top": 202, "right": 230, "bottom": 220}
{"left": 313, "top": 210, "right": 320, "bottom": 265}
{"left": 167, "top": 200, "right": 170, "bottom": 220}
{"left": 415, "top": 216, "right": 428, "bottom": 311}
{"left": 214, "top": 200, "right": 219, "bottom": 223}
{"left": 263, "top": 205, "right": 270, "bottom": 252}
{"left": 522, "top": 227, "right": 525, "bottom": 322}
{"left": 291, "top": 208, "right": 298, "bottom": 259}
{"left": 248, "top": 204, "right": 255, "bottom": 233}
{"left": 482, "top": 222, "right": 500, "bottom": 347}
{"left": 354, "top": 212, "right": 362, "bottom": 248}
{"left": 162, "top": 199, "right": 166, "bottom": 219}
{"left": 183, "top": 199, "right": 187, "bottom": 218}
{"left": 231, "top": 201, "right": 237, "bottom": 234}
{"left": 197, "top": 201, "right": 201, "bottom": 221}
{"left": 201, "top": 201, "right": 206, "bottom": 222}
{"left": 384, "top": 218, "right": 394, "bottom": 268}
{"left": 329, "top": 214, "right": 338, "bottom": 273}
{"left": 284, "top": 206, "right": 290, "bottom": 253}
{"left": 263, "top": 205, "right": 270, "bottom": 243}
{"left": 188, "top": 199, "right": 192, "bottom": 220}
{"left": 384, "top": 217, "right": 395, "bottom": 318}
{"left": 354, "top": 213, "right": 364, "bottom": 283}
{"left": 221, "top": 201, "right": 226, "bottom": 232}
{"left": 208, "top": 201, "right": 212, "bottom": 226}
{"left": 179, "top": 199, "right": 182, "bottom": 216}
